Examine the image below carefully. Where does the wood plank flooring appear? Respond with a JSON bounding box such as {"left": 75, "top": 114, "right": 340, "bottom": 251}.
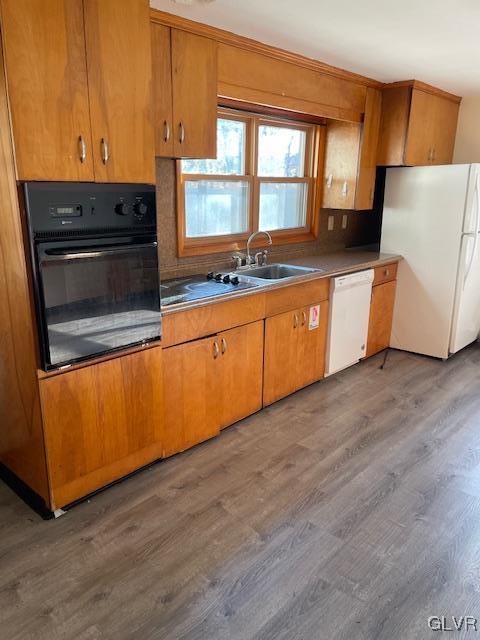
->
{"left": 2, "top": 346, "right": 480, "bottom": 639}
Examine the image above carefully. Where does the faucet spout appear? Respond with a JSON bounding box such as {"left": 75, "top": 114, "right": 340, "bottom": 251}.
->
{"left": 246, "top": 231, "right": 272, "bottom": 265}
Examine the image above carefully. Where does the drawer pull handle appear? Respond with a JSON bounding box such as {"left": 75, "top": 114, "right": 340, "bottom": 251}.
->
{"left": 384, "top": 269, "right": 390, "bottom": 277}
{"left": 213, "top": 341, "right": 219, "bottom": 359}
{"left": 221, "top": 337, "right": 227, "bottom": 354}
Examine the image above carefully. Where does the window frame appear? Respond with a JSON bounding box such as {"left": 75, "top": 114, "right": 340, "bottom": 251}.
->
{"left": 177, "top": 108, "right": 324, "bottom": 257}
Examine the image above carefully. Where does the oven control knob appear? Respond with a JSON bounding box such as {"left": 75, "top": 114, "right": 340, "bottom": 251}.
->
{"left": 230, "top": 276, "right": 239, "bottom": 286}
{"left": 115, "top": 203, "right": 129, "bottom": 216}
{"left": 214, "top": 273, "right": 223, "bottom": 282}
{"left": 134, "top": 202, "right": 148, "bottom": 218}
{"left": 207, "top": 272, "right": 214, "bottom": 280}
{"left": 222, "top": 274, "right": 231, "bottom": 284}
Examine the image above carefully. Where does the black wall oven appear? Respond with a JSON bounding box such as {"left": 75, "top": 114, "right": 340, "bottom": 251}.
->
{"left": 24, "top": 182, "right": 161, "bottom": 371}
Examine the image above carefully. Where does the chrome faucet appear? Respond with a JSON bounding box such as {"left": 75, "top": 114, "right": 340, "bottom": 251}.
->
{"left": 246, "top": 231, "right": 272, "bottom": 266}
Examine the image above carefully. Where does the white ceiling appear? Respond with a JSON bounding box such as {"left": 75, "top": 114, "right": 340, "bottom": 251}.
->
{"left": 150, "top": 0, "right": 480, "bottom": 96}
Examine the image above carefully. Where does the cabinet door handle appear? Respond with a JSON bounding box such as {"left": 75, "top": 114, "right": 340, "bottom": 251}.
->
{"left": 163, "top": 120, "right": 170, "bottom": 143}
{"left": 342, "top": 181, "right": 348, "bottom": 197}
{"left": 221, "top": 337, "right": 227, "bottom": 354}
{"left": 213, "top": 340, "right": 219, "bottom": 359}
{"left": 301, "top": 311, "right": 307, "bottom": 326}
{"left": 179, "top": 121, "right": 185, "bottom": 144}
{"left": 78, "top": 135, "right": 86, "bottom": 163}
{"left": 101, "top": 138, "right": 109, "bottom": 164}
{"left": 432, "top": 146, "right": 436, "bottom": 162}
{"left": 293, "top": 313, "right": 299, "bottom": 329}
{"left": 326, "top": 174, "right": 333, "bottom": 189}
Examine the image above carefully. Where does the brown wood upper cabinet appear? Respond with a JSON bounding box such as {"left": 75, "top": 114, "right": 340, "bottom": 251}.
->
{"left": 322, "top": 88, "right": 382, "bottom": 210}
{"left": 377, "top": 82, "right": 460, "bottom": 167}
{"left": 83, "top": 0, "right": 154, "bottom": 183}
{"left": 151, "top": 25, "right": 217, "bottom": 159}
{"left": 1, "top": 0, "right": 155, "bottom": 183}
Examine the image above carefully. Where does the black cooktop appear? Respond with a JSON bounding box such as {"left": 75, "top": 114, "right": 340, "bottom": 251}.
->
{"left": 160, "top": 273, "right": 258, "bottom": 307}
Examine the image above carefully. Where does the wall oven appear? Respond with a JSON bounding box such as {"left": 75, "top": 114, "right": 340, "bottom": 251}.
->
{"left": 24, "top": 182, "right": 161, "bottom": 371}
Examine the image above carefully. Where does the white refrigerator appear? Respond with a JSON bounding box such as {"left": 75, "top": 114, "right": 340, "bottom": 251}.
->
{"left": 381, "top": 163, "right": 480, "bottom": 359}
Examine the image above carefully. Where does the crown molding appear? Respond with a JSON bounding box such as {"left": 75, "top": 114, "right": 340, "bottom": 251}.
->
{"left": 150, "top": 8, "right": 384, "bottom": 89}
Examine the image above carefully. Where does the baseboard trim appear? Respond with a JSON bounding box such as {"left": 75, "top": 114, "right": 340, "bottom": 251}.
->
{"left": 0, "top": 463, "right": 53, "bottom": 520}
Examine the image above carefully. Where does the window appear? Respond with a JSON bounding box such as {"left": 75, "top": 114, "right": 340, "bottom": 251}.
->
{"left": 177, "top": 109, "right": 320, "bottom": 256}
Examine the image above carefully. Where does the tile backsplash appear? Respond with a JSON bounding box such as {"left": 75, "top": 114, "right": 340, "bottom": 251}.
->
{"left": 156, "top": 158, "right": 382, "bottom": 280}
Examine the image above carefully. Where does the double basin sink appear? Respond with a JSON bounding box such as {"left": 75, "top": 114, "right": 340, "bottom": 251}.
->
{"left": 161, "top": 263, "right": 323, "bottom": 308}
{"left": 235, "top": 263, "right": 322, "bottom": 283}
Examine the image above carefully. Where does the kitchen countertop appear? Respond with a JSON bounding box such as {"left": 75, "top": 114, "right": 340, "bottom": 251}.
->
{"left": 161, "top": 249, "right": 402, "bottom": 315}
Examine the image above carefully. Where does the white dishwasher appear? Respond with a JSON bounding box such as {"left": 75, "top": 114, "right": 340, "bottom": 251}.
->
{"left": 325, "top": 269, "right": 374, "bottom": 376}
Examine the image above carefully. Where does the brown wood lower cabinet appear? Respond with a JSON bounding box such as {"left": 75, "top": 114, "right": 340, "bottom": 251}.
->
{"left": 39, "top": 347, "right": 164, "bottom": 509}
{"left": 263, "top": 301, "right": 329, "bottom": 406}
{"left": 296, "top": 302, "right": 329, "bottom": 390}
{"left": 366, "top": 281, "right": 397, "bottom": 357}
{"left": 162, "top": 336, "right": 220, "bottom": 457}
{"left": 218, "top": 321, "right": 264, "bottom": 429}
{"left": 163, "top": 320, "right": 264, "bottom": 456}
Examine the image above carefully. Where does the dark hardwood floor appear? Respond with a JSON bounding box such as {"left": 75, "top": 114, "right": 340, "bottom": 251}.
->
{"left": 2, "top": 346, "right": 480, "bottom": 639}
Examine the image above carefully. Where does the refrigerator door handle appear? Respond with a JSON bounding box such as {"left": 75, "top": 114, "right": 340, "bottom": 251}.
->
{"left": 463, "top": 234, "right": 476, "bottom": 290}
{"left": 463, "top": 175, "right": 480, "bottom": 289}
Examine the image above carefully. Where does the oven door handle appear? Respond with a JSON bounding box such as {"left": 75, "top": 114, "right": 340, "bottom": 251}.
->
{"left": 40, "top": 242, "right": 158, "bottom": 261}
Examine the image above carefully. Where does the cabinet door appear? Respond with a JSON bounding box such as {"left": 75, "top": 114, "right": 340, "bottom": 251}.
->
{"left": 151, "top": 23, "right": 174, "bottom": 158}
{"left": 322, "top": 121, "right": 360, "bottom": 210}
{"left": 431, "top": 97, "right": 459, "bottom": 165}
{"left": 1, "top": 0, "right": 94, "bottom": 181}
{"left": 39, "top": 348, "right": 164, "bottom": 509}
{"left": 163, "top": 337, "right": 220, "bottom": 456}
{"left": 354, "top": 88, "right": 382, "bottom": 210}
{"left": 84, "top": 0, "right": 155, "bottom": 183}
{"left": 296, "top": 301, "right": 329, "bottom": 390}
{"left": 404, "top": 89, "right": 436, "bottom": 166}
{"left": 366, "top": 281, "right": 396, "bottom": 357}
{"left": 263, "top": 310, "right": 300, "bottom": 406}
{"left": 218, "top": 321, "right": 264, "bottom": 429}
{"left": 171, "top": 30, "right": 217, "bottom": 158}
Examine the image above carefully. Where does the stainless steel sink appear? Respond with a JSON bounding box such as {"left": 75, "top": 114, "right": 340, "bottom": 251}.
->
{"left": 237, "top": 263, "right": 322, "bottom": 282}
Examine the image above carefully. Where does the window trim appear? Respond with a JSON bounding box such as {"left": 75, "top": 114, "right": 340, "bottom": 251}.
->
{"left": 177, "top": 108, "right": 325, "bottom": 257}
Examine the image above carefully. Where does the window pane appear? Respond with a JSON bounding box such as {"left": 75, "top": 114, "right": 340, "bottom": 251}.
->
{"left": 258, "top": 182, "right": 307, "bottom": 231}
{"left": 257, "top": 125, "right": 306, "bottom": 177}
{"left": 185, "top": 180, "right": 249, "bottom": 238}
{"left": 182, "top": 118, "right": 246, "bottom": 175}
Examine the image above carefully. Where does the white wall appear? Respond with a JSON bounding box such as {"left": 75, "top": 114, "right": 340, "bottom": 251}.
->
{"left": 453, "top": 96, "right": 480, "bottom": 163}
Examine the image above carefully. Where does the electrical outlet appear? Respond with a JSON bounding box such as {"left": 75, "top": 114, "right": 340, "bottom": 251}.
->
{"left": 342, "top": 214, "right": 348, "bottom": 229}
{"left": 328, "top": 215, "right": 334, "bottom": 231}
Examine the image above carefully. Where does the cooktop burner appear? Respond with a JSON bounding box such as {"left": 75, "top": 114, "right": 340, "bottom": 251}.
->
{"left": 160, "top": 273, "right": 257, "bottom": 307}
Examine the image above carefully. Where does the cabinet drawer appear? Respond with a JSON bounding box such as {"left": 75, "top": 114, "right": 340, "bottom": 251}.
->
{"left": 265, "top": 279, "right": 329, "bottom": 317}
{"left": 162, "top": 292, "right": 266, "bottom": 347}
{"left": 373, "top": 262, "right": 398, "bottom": 286}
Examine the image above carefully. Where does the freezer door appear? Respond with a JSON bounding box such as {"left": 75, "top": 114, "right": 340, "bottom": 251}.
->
{"left": 450, "top": 172, "right": 480, "bottom": 353}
